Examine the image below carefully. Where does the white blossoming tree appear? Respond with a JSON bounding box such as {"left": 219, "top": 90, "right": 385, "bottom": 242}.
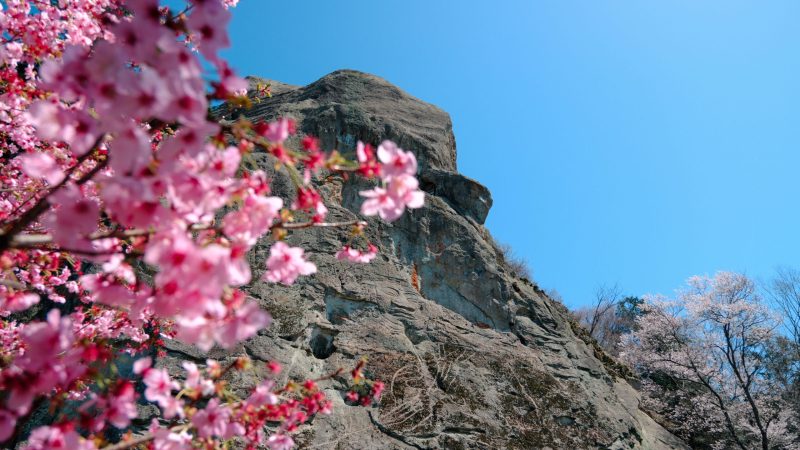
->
{"left": 621, "top": 272, "right": 790, "bottom": 450}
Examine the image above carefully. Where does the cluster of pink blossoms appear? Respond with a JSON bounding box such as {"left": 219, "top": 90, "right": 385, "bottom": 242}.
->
{"left": 0, "top": 0, "right": 418, "bottom": 448}
{"left": 358, "top": 141, "right": 425, "bottom": 222}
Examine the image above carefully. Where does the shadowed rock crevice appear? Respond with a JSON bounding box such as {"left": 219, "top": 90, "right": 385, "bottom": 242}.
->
{"left": 324, "top": 289, "right": 379, "bottom": 325}
{"left": 309, "top": 326, "right": 336, "bottom": 360}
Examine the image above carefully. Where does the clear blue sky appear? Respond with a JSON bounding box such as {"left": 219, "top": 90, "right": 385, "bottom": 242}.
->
{"left": 218, "top": 1, "right": 800, "bottom": 308}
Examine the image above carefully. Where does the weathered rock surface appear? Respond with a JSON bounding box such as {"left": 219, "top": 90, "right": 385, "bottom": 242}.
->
{"left": 161, "top": 69, "right": 689, "bottom": 449}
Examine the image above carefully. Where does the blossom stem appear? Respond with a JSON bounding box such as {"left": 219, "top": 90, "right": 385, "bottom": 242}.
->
{"left": 5, "top": 219, "right": 365, "bottom": 251}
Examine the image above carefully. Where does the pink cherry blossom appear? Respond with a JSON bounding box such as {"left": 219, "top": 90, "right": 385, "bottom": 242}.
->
{"left": 54, "top": 109, "right": 101, "bottom": 156}
{"left": 133, "top": 357, "right": 152, "bottom": 375}
{"left": 144, "top": 228, "right": 196, "bottom": 274}
{"left": 111, "top": 16, "right": 161, "bottom": 64}
{"left": 106, "top": 381, "right": 138, "bottom": 428}
{"left": 152, "top": 422, "right": 193, "bottom": 450}
{"left": 182, "top": 362, "right": 215, "bottom": 395}
{"left": 267, "top": 361, "right": 282, "bottom": 375}
{"left": 18, "top": 153, "right": 65, "bottom": 185}
{"left": 246, "top": 380, "right": 278, "bottom": 408}
{"left": 217, "top": 301, "right": 271, "bottom": 348}
{"left": 192, "top": 398, "right": 231, "bottom": 438}
{"left": 25, "top": 101, "right": 64, "bottom": 143}
{"left": 160, "top": 396, "right": 186, "bottom": 420}
{"left": 143, "top": 368, "right": 178, "bottom": 407}
{"left": 161, "top": 84, "right": 209, "bottom": 127}
{"left": 207, "top": 145, "right": 242, "bottom": 179}
{"left": 386, "top": 174, "right": 425, "bottom": 210}
{"left": 123, "top": 65, "right": 171, "bottom": 119}
{"left": 259, "top": 118, "right": 295, "bottom": 144}
{"left": 360, "top": 186, "right": 398, "bottom": 221}
{"left": 165, "top": 170, "right": 232, "bottom": 223}
{"left": 377, "top": 140, "right": 417, "bottom": 179}
{"left": 356, "top": 141, "right": 380, "bottom": 178}
{"left": 262, "top": 241, "right": 317, "bottom": 285}
{"left": 0, "top": 409, "right": 15, "bottom": 442}
{"left": 223, "top": 194, "right": 283, "bottom": 246}
{"left": 186, "top": 0, "right": 232, "bottom": 61}
{"left": 20, "top": 310, "right": 74, "bottom": 372}
{"left": 158, "top": 123, "right": 220, "bottom": 163}
{"left": 360, "top": 174, "right": 424, "bottom": 221}
{"left": 183, "top": 361, "right": 201, "bottom": 386}
{"left": 174, "top": 316, "right": 218, "bottom": 352}
{"left": 336, "top": 244, "right": 378, "bottom": 264}
{"left": 109, "top": 122, "right": 151, "bottom": 175}
{"left": 22, "top": 426, "right": 96, "bottom": 450}
{"left": 227, "top": 245, "right": 253, "bottom": 286}
{"left": 214, "top": 61, "right": 249, "bottom": 98}
{"left": 193, "top": 243, "right": 241, "bottom": 291}
{"left": 0, "top": 41, "right": 24, "bottom": 66}
{"left": 1, "top": 292, "right": 39, "bottom": 314}
{"left": 79, "top": 273, "right": 135, "bottom": 308}
{"left": 44, "top": 183, "right": 100, "bottom": 250}
{"left": 266, "top": 433, "right": 295, "bottom": 450}
{"left": 293, "top": 186, "right": 328, "bottom": 220}
{"left": 100, "top": 175, "right": 167, "bottom": 228}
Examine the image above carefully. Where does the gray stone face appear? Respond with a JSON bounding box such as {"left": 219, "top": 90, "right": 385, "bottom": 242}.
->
{"left": 172, "top": 69, "right": 689, "bottom": 449}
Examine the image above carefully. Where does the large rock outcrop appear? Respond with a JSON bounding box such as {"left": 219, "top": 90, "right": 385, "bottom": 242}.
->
{"left": 161, "top": 69, "right": 688, "bottom": 449}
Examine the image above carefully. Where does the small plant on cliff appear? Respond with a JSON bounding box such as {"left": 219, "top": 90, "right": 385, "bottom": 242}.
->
{"left": 496, "top": 241, "right": 532, "bottom": 280}
{"left": 0, "top": 1, "right": 420, "bottom": 448}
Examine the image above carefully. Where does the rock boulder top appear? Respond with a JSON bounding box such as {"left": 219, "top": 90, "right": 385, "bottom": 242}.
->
{"left": 229, "top": 70, "right": 458, "bottom": 173}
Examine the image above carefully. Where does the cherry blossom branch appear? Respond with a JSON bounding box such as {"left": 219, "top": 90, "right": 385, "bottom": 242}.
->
{"left": 99, "top": 366, "right": 347, "bottom": 450}
{"left": 0, "top": 3, "right": 409, "bottom": 446}
{"left": 5, "top": 219, "right": 366, "bottom": 250}
{"left": 0, "top": 137, "right": 106, "bottom": 251}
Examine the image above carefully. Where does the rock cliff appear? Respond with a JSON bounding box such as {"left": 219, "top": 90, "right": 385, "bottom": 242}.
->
{"left": 160, "top": 70, "right": 688, "bottom": 449}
